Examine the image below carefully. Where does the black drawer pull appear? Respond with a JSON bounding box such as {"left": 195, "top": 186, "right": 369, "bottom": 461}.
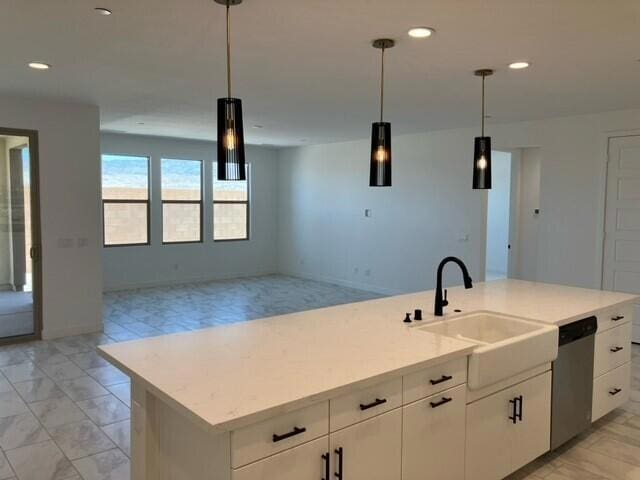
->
{"left": 322, "top": 452, "right": 330, "bottom": 480}
{"left": 334, "top": 447, "right": 344, "bottom": 480}
{"left": 610, "top": 346, "right": 624, "bottom": 353}
{"left": 609, "top": 388, "right": 622, "bottom": 396}
{"left": 272, "top": 426, "right": 306, "bottom": 443}
{"left": 430, "top": 397, "right": 453, "bottom": 408}
{"left": 360, "top": 398, "right": 387, "bottom": 411}
{"left": 516, "top": 395, "right": 523, "bottom": 422}
{"left": 430, "top": 374, "right": 453, "bottom": 386}
{"left": 611, "top": 315, "right": 625, "bottom": 321}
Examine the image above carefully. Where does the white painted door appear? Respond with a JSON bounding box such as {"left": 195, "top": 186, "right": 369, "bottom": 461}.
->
{"left": 232, "top": 436, "right": 329, "bottom": 480}
{"left": 465, "top": 385, "right": 514, "bottom": 480}
{"left": 329, "top": 408, "right": 402, "bottom": 480}
{"left": 603, "top": 135, "right": 640, "bottom": 343}
{"left": 402, "top": 385, "right": 466, "bottom": 480}
{"left": 510, "top": 372, "right": 552, "bottom": 472}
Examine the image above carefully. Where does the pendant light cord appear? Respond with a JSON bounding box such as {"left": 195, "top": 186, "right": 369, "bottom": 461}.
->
{"left": 481, "top": 74, "right": 485, "bottom": 137}
{"left": 380, "top": 47, "right": 385, "bottom": 123}
{"left": 226, "top": 2, "right": 232, "bottom": 99}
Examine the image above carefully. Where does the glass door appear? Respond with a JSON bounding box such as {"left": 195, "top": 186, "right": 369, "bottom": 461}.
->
{"left": 0, "top": 131, "right": 40, "bottom": 342}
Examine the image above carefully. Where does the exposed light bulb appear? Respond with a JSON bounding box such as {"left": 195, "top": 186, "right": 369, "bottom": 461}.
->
{"left": 477, "top": 155, "right": 488, "bottom": 170}
{"left": 224, "top": 129, "right": 236, "bottom": 151}
{"left": 375, "top": 146, "right": 388, "bottom": 163}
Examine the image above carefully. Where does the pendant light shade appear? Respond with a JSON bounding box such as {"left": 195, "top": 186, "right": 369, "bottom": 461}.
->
{"left": 370, "top": 122, "right": 391, "bottom": 186}
{"left": 473, "top": 136, "right": 491, "bottom": 189}
{"left": 472, "top": 69, "right": 494, "bottom": 190}
{"left": 215, "top": 0, "right": 246, "bottom": 181}
{"left": 369, "top": 38, "right": 395, "bottom": 187}
{"left": 217, "top": 98, "right": 246, "bottom": 181}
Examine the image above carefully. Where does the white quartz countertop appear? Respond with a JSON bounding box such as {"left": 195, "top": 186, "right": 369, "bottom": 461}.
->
{"left": 98, "top": 279, "right": 638, "bottom": 434}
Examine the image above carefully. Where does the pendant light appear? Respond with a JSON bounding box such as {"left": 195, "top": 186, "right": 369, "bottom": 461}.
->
{"left": 215, "top": 0, "right": 246, "bottom": 181}
{"left": 369, "top": 38, "right": 395, "bottom": 187}
{"left": 472, "top": 68, "right": 494, "bottom": 190}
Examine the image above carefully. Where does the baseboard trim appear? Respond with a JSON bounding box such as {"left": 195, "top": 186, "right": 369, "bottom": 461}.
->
{"left": 278, "top": 270, "right": 400, "bottom": 296}
{"left": 103, "top": 270, "right": 277, "bottom": 292}
{"left": 42, "top": 322, "right": 103, "bottom": 340}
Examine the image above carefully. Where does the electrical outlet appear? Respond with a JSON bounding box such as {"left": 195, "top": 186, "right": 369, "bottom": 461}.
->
{"left": 77, "top": 237, "right": 89, "bottom": 247}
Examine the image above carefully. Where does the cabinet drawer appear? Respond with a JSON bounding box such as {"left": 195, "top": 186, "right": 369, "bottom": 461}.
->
{"left": 330, "top": 377, "right": 402, "bottom": 432}
{"left": 231, "top": 401, "right": 329, "bottom": 468}
{"left": 403, "top": 357, "right": 467, "bottom": 405}
{"left": 232, "top": 436, "right": 329, "bottom": 480}
{"left": 402, "top": 384, "right": 466, "bottom": 480}
{"left": 596, "top": 304, "right": 632, "bottom": 333}
{"left": 594, "top": 322, "right": 632, "bottom": 378}
{"left": 592, "top": 362, "right": 631, "bottom": 422}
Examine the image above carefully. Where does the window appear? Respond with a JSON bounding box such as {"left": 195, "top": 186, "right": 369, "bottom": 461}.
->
{"left": 213, "top": 163, "right": 249, "bottom": 241}
{"left": 162, "top": 159, "right": 202, "bottom": 244}
{"left": 102, "top": 154, "right": 150, "bottom": 246}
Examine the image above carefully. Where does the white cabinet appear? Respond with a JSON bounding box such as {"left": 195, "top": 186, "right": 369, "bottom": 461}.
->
{"left": 329, "top": 408, "right": 402, "bottom": 480}
{"left": 232, "top": 436, "right": 328, "bottom": 480}
{"left": 402, "top": 384, "right": 466, "bottom": 480}
{"left": 592, "top": 306, "right": 634, "bottom": 421}
{"left": 592, "top": 362, "right": 631, "bottom": 422}
{"left": 466, "top": 371, "right": 551, "bottom": 480}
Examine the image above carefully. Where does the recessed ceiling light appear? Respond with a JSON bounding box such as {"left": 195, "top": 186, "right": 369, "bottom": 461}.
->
{"left": 408, "top": 27, "right": 435, "bottom": 39}
{"left": 252, "top": 124, "right": 264, "bottom": 129}
{"left": 95, "top": 7, "right": 112, "bottom": 15}
{"left": 509, "top": 61, "right": 530, "bottom": 70}
{"left": 28, "top": 62, "right": 51, "bottom": 70}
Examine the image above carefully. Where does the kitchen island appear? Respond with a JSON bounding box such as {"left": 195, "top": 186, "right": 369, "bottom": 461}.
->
{"left": 99, "top": 279, "right": 638, "bottom": 480}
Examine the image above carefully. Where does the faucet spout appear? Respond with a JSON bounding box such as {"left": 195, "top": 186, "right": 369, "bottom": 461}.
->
{"left": 434, "top": 256, "right": 473, "bottom": 317}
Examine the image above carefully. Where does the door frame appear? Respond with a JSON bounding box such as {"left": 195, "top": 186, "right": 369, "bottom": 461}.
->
{"left": 599, "top": 129, "right": 640, "bottom": 291}
{"left": 0, "top": 127, "right": 42, "bottom": 345}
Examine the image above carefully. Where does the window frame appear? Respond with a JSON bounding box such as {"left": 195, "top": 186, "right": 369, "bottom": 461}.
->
{"left": 102, "top": 154, "right": 151, "bottom": 248}
{"left": 213, "top": 163, "right": 250, "bottom": 242}
{"left": 161, "top": 158, "right": 204, "bottom": 245}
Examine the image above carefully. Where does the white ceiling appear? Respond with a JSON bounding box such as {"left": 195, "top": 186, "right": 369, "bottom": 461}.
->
{"left": 2, "top": 0, "right": 640, "bottom": 146}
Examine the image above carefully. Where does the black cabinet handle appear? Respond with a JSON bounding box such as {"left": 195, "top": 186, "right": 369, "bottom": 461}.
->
{"left": 334, "top": 447, "right": 343, "bottom": 480}
{"left": 430, "top": 397, "right": 453, "bottom": 408}
{"left": 430, "top": 374, "right": 453, "bottom": 386}
{"left": 359, "top": 398, "right": 387, "bottom": 411}
{"left": 509, "top": 398, "right": 518, "bottom": 424}
{"left": 609, "top": 388, "right": 623, "bottom": 396}
{"left": 272, "top": 426, "right": 306, "bottom": 443}
{"left": 610, "top": 346, "right": 624, "bottom": 353}
{"left": 516, "top": 395, "right": 523, "bottom": 422}
{"left": 612, "top": 315, "right": 625, "bottom": 321}
{"left": 322, "top": 452, "right": 330, "bottom": 480}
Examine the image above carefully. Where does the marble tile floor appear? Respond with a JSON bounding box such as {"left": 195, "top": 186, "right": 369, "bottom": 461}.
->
{"left": 0, "top": 274, "right": 638, "bottom": 479}
{"left": 0, "top": 275, "right": 382, "bottom": 480}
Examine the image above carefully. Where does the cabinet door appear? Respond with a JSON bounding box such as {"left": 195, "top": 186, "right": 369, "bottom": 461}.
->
{"left": 329, "top": 408, "right": 402, "bottom": 480}
{"left": 402, "top": 384, "right": 466, "bottom": 480}
{"left": 232, "top": 436, "right": 328, "bottom": 480}
{"left": 465, "top": 386, "right": 514, "bottom": 480}
{"left": 511, "top": 371, "right": 551, "bottom": 472}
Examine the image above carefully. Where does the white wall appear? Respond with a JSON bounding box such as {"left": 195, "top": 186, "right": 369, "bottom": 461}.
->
{"left": 514, "top": 147, "right": 541, "bottom": 281}
{"left": 485, "top": 151, "right": 511, "bottom": 277}
{"left": 0, "top": 95, "right": 102, "bottom": 339}
{"left": 277, "top": 109, "right": 640, "bottom": 294}
{"left": 101, "top": 133, "right": 279, "bottom": 290}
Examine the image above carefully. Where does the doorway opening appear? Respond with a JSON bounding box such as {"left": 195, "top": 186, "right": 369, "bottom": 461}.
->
{"left": 0, "top": 128, "right": 41, "bottom": 344}
{"left": 485, "top": 151, "right": 513, "bottom": 280}
{"left": 485, "top": 148, "right": 541, "bottom": 282}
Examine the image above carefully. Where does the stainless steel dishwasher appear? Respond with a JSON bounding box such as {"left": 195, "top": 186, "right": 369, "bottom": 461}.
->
{"left": 551, "top": 316, "right": 597, "bottom": 450}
